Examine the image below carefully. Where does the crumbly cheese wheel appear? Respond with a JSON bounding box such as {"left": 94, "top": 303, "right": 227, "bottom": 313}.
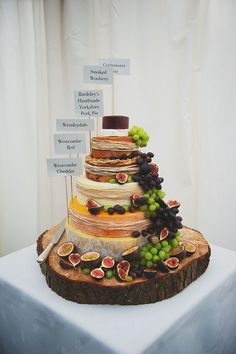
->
{"left": 66, "top": 222, "right": 146, "bottom": 261}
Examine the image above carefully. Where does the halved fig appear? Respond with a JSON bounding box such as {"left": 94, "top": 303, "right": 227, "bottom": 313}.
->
{"left": 143, "top": 268, "right": 157, "bottom": 279}
{"left": 80, "top": 251, "right": 101, "bottom": 268}
{"left": 122, "top": 246, "right": 140, "bottom": 262}
{"left": 101, "top": 256, "right": 115, "bottom": 269}
{"left": 150, "top": 163, "right": 158, "bottom": 175}
{"left": 169, "top": 245, "right": 186, "bottom": 261}
{"left": 131, "top": 194, "right": 147, "bottom": 207}
{"left": 167, "top": 200, "right": 180, "bottom": 209}
{"left": 180, "top": 241, "right": 197, "bottom": 256}
{"left": 59, "top": 258, "right": 74, "bottom": 269}
{"left": 90, "top": 267, "right": 105, "bottom": 280}
{"left": 86, "top": 199, "right": 102, "bottom": 215}
{"left": 116, "top": 172, "right": 128, "bottom": 184}
{"left": 117, "top": 260, "right": 130, "bottom": 275}
{"left": 68, "top": 253, "right": 81, "bottom": 269}
{"left": 157, "top": 260, "right": 170, "bottom": 273}
{"left": 165, "top": 257, "right": 179, "bottom": 270}
{"left": 160, "top": 228, "right": 169, "bottom": 241}
{"left": 117, "top": 268, "right": 129, "bottom": 281}
{"left": 57, "top": 242, "right": 75, "bottom": 258}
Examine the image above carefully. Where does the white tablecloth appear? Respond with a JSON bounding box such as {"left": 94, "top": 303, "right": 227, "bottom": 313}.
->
{"left": 0, "top": 243, "right": 236, "bottom": 354}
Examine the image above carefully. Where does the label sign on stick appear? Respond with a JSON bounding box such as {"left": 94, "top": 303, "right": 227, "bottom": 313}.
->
{"left": 74, "top": 90, "right": 103, "bottom": 117}
{"left": 83, "top": 65, "right": 113, "bottom": 85}
{"left": 98, "top": 58, "right": 130, "bottom": 75}
{"left": 47, "top": 158, "right": 82, "bottom": 177}
{"left": 56, "top": 119, "right": 95, "bottom": 131}
{"left": 54, "top": 133, "right": 86, "bottom": 154}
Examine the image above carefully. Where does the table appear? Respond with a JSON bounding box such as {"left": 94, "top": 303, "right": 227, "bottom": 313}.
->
{"left": 0, "top": 243, "right": 236, "bottom": 354}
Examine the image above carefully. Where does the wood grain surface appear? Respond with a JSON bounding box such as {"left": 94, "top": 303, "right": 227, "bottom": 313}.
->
{"left": 37, "top": 226, "right": 211, "bottom": 305}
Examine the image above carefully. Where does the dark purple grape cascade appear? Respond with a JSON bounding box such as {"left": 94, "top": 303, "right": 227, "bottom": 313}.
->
{"left": 131, "top": 151, "right": 183, "bottom": 237}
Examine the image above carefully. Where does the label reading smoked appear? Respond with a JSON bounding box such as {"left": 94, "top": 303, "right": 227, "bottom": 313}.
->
{"left": 54, "top": 133, "right": 86, "bottom": 154}
{"left": 47, "top": 158, "right": 82, "bottom": 177}
{"left": 56, "top": 119, "right": 95, "bottom": 131}
{"left": 83, "top": 65, "right": 113, "bottom": 85}
{"left": 74, "top": 90, "right": 103, "bottom": 117}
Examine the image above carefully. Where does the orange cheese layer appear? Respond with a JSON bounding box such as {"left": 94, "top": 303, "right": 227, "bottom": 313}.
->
{"left": 69, "top": 196, "right": 151, "bottom": 238}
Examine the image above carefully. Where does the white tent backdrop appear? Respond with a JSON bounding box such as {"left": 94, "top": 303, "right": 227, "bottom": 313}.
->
{"left": 0, "top": 0, "right": 236, "bottom": 256}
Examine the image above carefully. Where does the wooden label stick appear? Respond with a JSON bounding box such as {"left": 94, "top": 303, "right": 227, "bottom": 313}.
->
{"left": 64, "top": 176, "right": 69, "bottom": 223}
{"left": 112, "top": 76, "right": 115, "bottom": 115}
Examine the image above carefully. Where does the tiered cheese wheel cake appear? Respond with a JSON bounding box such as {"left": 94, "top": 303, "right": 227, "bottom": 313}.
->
{"left": 37, "top": 115, "right": 211, "bottom": 305}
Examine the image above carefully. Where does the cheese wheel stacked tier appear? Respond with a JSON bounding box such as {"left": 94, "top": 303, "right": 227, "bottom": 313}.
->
{"left": 66, "top": 135, "right": 151, "bottom": 260}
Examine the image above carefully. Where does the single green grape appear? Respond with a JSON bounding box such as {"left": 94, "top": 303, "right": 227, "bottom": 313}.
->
{"left": 146, "top": 260, "right": 153, "bottom": 268}
{"left": 129, "top": 127, "right": 138, "bottom": 136}
{"left": 148, "top": 197, "right": 155, "bottom": 205}
{"left": 139, "top": 204, "right": 148, "bottom": 211}
{"left": 156, "top": 243, "right": 162, "bottom": 250}
{"left": 161, "top": 240, "right": 169, "bottom": 248}
{"left": 176, "top": 235, "right": 181, "bottom": 242}
{"left": 162, "top": 246, "right": 171, "bottom": 253}
{"left": 158, "top": 250, "right": 166, "bottom": 260}
{"left": 138, "top": 131, "right": 145, "bottom": 138}
{"left": 170, "top": 239, "right": 179, "bottom": 248}
{"left": 137, "top": 139, "right": 142, "bottom": 146}
{"left": 149, "top": 204, "right": 157, "bottom": 212}
{"left": 123, "top": 204, "right": 130, "bottom": 211}
{"left": 158, "top": 190, "right": 166, "bottom": 199}
{"left": 105, "top": 270, "right": 113, "bottom": 279}
{"left": 109, "top": 178, "right": 117, "bottom": 184}
{"left": 146, "top": 243, "right": 153, "bottom": 250}
{"left": 127, "top": 176, "right": 133, "bottom": 183}
{"left": 175, "top": 231, "right": 180, "bottom": 237}
{"left": 143, "top": 193, "right": 149, "bottom": 198}
{"left": 103, "top": 205, "right": 111, "bottom": 212}
{"left": 139, "top": 141, "right": 145, "bottom": 147}
{"left": 125, "top": 275, "right": 133, "bottom": 282}
{"left": 82, "top": 268, "right": 91, "bottom": 275}
{"left": 146, "top": 211, "right": 151, "bottom": 218}
{"left": 145, "top": 252, "right": 153, "bottom": 261}
{"left": 140, "top": 258, "right": 146, "bottom": 266}
{"left": 150, "top": 247, "right": 158, "bottom": 255}
{"left": 151, "top": 193, "right": 157, "bottom": 200}
{"left": 140, "top": 250, "right": 146, "bottom": 258}
{"left": 153, "top": 255, "right": 160, "bottom": 263}
{"left": 133, "top": 134, "right": 139, "bottom": 141}
{"left": 141, "top": 246, "right": 148, "bottom": 253}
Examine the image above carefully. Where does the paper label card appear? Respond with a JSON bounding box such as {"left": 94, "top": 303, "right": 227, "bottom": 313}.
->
{"left": 98, "top": 58, "right": 130, "bottom": 75}
{"left": 74, "top": 90, "right": 103, "bottom": 117}
{"left": 54, "top": 133, "right": 86, "bottom": 154}
{"left": 83, "top": 65, "right": 113, "bottom": 85}
{"left": 47, "top": 158, "right": 82, "bottom": 177}
{"left": 56, "top": 119, "right": 95, "bottom": 131}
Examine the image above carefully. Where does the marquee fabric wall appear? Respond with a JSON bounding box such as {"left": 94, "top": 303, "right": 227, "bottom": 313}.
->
{"left": 0, "top": 0, "right": 236, "bottom": 255}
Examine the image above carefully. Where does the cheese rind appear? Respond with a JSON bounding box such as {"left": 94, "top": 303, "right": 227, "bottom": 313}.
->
{"left": 66, "top": 222, "right": 146, "bottom": 260}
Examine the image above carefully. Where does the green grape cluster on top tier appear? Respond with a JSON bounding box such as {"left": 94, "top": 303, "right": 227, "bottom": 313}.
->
{"left": 129, "top": 126, "right": 149, "bottom": 147}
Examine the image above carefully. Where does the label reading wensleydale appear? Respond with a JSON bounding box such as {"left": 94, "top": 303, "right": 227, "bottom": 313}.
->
{"left": 83, "top": 65, "right": 113, "bottom": 85}
{"left": 98, "top": 58, "right": 130, "bottom": 75}
{"left": 74, "top": 90, "right": 103, "bottom": 117}
{"left": 56, "top": 119, "right": 95, "bottom": 131}
{"left": 54, "top": 133, "right": 86, "bottom": 154}
{"left": 47, "top": 158, "right": 82, "bottom": 177}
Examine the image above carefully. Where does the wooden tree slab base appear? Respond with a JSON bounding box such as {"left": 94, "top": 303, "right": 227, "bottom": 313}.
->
{"left": 37, "top": 226, "right": 211, "bottom": 305}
